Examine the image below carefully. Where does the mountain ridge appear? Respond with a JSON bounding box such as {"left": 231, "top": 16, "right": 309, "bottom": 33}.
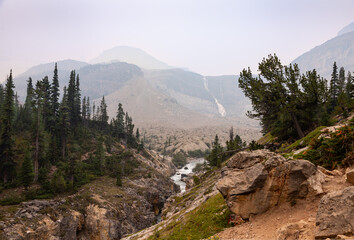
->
{"left": 292, "top": 30, "right": 354, "bottom": 79}
{"left": 90, "top": 46, "right": 172, "bottom": 70}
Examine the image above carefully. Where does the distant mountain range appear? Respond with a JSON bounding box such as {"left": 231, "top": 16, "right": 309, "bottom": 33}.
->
{"left": 292, "top": 22, "right": 354, "bottom": 79}
{"left": 13, "top": 22, "right": 354, "bottom": 129}
{"left": 13, "top": 46, "right": 252, "bottom": 129}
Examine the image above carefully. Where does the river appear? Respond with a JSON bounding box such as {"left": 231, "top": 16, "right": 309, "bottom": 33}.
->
{"left": 170, "top": 158, "right": 205, "bottom": 193}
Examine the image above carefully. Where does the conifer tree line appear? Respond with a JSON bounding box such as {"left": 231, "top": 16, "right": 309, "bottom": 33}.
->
{"left": 0, "top": 64, "right": 143, "bottom": 193}
{"left": 207, "top": 127, "right": 246, "bottom": 167}
{"left": 239, "top": 54, "right": 353, "bottom": 141}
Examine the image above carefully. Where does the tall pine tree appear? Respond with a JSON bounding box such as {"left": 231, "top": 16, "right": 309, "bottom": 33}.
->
{"left": 100, "top": 96, "right": 108, "bottom": 130}
{"left": 51, "top": 63, "right": 60, "bottom": 130}
{"left": 21, "top": 149, "right": 34, "bottom": 190}
{"left": 59, "top": 86, "right": 70, "bottom": 160}
{"left": 330, "top": 62, "right": 339, "bottom": 111}
{"left": 0, "top": 70, "right": 16, "bottom": 183}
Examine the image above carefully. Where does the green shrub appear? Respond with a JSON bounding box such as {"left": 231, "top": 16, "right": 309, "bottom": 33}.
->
{"left": 0, "top": 196, "right": 24, "bottom": 205}
{"left": 172, "top": 152, "right": 187, "bottom": 168}
{"left": 302, "top": 125, "right": 354, "bottom": 169}
{"left": 51, "top": 171, "right": 66, "bottom": 193}
{"left": 193, "top": 176, "right": 201, "bottom": 185}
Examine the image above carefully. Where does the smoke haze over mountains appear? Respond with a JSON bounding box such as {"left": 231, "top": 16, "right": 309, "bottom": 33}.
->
{"left": 1, "top": 0, "right": 354, "bottom": 80}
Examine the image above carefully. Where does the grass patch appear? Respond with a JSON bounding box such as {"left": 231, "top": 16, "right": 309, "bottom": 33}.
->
{"left": 279, "top": 126, "right": 326, "bottom": 153}
{"left": 149, "top": 193, "right": 231, "bottom": 240}
{"left": 257, "top": 132, "right": 276, "bottom": 145}
{"left": 0, "top": 196, "right": 24, "bottom": 206}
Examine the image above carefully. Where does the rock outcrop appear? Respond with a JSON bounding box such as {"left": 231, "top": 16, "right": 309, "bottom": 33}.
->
{"left": 217, "top": 150, "right": 324, "bottom": 220}
{"left": 346, "top": 168, "right": 354, "bottom": 185}
{"left": 276, "top": 218, "right": 315, "bottom": 240}
{"left": 315, "top": 186, "right": 354, "bottom": 239}
{"left": 1, "top": 169, "right": 178, "bottom": 239}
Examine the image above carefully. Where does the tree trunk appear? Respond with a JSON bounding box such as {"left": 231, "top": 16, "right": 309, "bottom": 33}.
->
{"left": 290, "top": 112, "right": 305, "bottom": 139}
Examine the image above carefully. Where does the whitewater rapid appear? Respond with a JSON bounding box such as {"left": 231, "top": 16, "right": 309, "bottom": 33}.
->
{"left": 203, "top": 76, "right": 226, "bottom": 117}
{"left": 170, "top": 158, "right": 205, "bottom": 193}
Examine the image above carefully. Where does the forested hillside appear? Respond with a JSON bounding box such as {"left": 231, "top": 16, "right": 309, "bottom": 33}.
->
{"left": 0, "top": 64, "right": 144, "bottom": 199}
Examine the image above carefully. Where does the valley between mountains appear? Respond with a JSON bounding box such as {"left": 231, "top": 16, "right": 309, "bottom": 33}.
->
{"left": 1, "top": 21, "right": 354, "bottom": 240}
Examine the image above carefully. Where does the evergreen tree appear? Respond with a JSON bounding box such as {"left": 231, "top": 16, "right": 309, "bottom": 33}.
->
{"left": 94, "top": 137, "right": 105, "bottom": 175}
{"left": 136, "top": 128, "right": 140, "bottom": 142}
{"left": 0, "top": 70, "right": 16, "bottom": 183}
{"left": 239, "top": 54, "right": 328, "bottom": 140}
{"left": 41, "top": 76, "right": 52, "bottom": 130}
{"left": 0, "top": 84, "right": 4, "bottom": 107}
{"left": 67, "top": 70, "right": 76, "bottom": 127}
{"left": 21, "top": 150, "right": 34, "bottom": 190}
{"left": 82, "top": 96, "right": 87, "bottom": 121}
{"left": 92, "top": 102, "right": 96, "bottom": 121}
{"left": 300, "top": 69, "right": 329, "bottom": 125}
{"left": 33, "top": 80, "right": 45, "bottom": 182}
{"left": 206, "top": 135, "right": 223, "bottom": 167}
{"left": 24, "top": 78, "right": 34, "bottom": 111}
{"left": 51, "top": 63, "right": 60, "bottom": 130}
{"left": 346, "top": 71, "right": 354, "bottom": 100}
{"left": 338, "top": 67, "right": 346, "bottom": 94}
{"left": 116, "top": 103, "right": 125, "bottom": 139}
{"left": 239, "top": 55, "right": 305, "bottom": 139}
{"left": 99, "top": 96, "right": 108, "bottom": 129}
{"left": 229, "top": 126, "right": 234, "bottom": 142}
{"left": 330, "top": 62, "right": 339, "bottom": 110}
{"left": 86, "top": 97, "right": 91, "bottom": 120}
{"left": 75, "top": 74, "right": 81, "bottom": 123}
{"left": 59, "top": 86, "right": 70, "bottom": 160}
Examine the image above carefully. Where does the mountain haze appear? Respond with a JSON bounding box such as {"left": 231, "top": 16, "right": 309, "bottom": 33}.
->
{"left": 90, "top": 46, "right": 172, "bottom": 70}
{"left": 13, "top": 59, "right": 88, "bottom": 100}
{"left": 292, "top": 22, "right": 354, "bottom": 79}
{"left": 337, "top": 22, "right": 354, "bottom": 36}
{"left": 14, "top": 48, "right": 253, "bottom": 130}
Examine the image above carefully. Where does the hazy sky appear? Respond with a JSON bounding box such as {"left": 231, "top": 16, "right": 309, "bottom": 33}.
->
{"left": 1, "top": 0, "right": 354, "bottom": 81}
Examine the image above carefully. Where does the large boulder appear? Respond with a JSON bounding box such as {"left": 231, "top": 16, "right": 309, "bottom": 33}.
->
{"left": 217, "top": 150, "right": 321, "bottom": 219}
{"left": 227, "top": 149, "right": 281, "bottom": 169}
{"left": 315, "top": 186, "right": 354, "bottom": 239}
{"left": 346, "top": 168, "right": 354, "bottom": 185}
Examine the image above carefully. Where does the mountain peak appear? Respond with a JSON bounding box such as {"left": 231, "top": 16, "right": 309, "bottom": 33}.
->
{"left": 90, "top": 46, "right": 172, "bottom": 70}
{"left": 337, "top": 22, "right": 354, "bottom": 36}
{"left": 19, "top": 59, "right": 88, "bottom": 77}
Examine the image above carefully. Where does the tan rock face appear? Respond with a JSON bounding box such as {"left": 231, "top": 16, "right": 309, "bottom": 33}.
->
{"left": 226, "top": 149, "right": 281, "bottom": 169}
{"left": 346, "top": 169, "right": 354, "bottom": 185}
{"left": 85, "top": 204, "right": 121, "bottom": 240}
{"left": 217, "top": 150, "right": 321, "bottom": 219}
{"left": 277, "top": 218, "right": 315, "bottom": 240}
{"left": 315, "top": 186, "right": 354, "bottom": 239}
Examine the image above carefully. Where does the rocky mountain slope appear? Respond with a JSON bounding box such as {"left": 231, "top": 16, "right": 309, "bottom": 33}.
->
{"left": 125, "top": 149, "right": 353, "bottom": 240}
{"left": 125, "top": 114, "right": 354, "bottom": 240}
{"left": 13, "top": 46, "right": 251, "bottom": 124}
{"left": 0, "top": 147, "right": 179, "bottom": 239}
{"left": 292, "top": 22, "right": 354, "bottom": 79}
{"left": 12, "top": 48, "right": 260, "bottom": 153}
{"left": 142, "top": 125, "right": 261, "bottom": 155}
